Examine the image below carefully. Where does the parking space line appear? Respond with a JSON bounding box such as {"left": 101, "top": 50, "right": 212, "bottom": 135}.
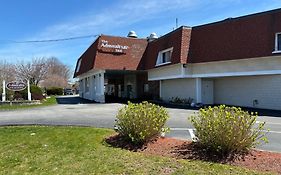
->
{"left": 170, "top": 127, "right": 281, "bottom": 135}
{"left": 257, "top": 121, "right": 281, "bottom": 125}
{"left": 262, "top": 130, "right": 281, "bottom": 134}
{"left": 170, "top": 128, "right": 189, "bottom": 131}
{"left": 188, "top": 129, "right": 197, "bottom": 141}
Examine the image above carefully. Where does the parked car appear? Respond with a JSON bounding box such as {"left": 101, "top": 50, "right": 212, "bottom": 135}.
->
{"left": 64, "top": 88, "right": 73, "bottom": 95}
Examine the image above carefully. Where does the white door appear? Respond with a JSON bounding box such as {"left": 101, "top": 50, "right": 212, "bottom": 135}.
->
{"left": 202, "top": 80, "right": 214, "bottom": 104}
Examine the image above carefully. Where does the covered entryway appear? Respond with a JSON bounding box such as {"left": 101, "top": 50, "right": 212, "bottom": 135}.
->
{"left": 104, "top": 70, "right": 149, "bottom": 102}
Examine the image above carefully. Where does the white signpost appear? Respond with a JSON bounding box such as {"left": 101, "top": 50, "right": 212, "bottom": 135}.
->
{"left": 27, "top": 80, "right": 31, "bottom": 101}
{"left": 2, "top": 80, "right": 6, "bottom": 102}
{"left": 1, "top": 80, "right": 31, "bottom": 102}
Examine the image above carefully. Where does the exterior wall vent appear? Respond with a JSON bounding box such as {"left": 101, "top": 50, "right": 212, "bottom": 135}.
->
{"left": 148, "top": 32, "right": 158, "bottom": 42}
{"left": 127, "top": 31, "right": 138, "bottom": 38}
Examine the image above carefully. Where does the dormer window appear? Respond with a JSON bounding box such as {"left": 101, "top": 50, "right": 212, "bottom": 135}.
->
{"left": 156, "top": 47, "right": 173, "bottom": 66}
{"left": 273, "top": 33, "right": 281, "bottom": 53}
{"left": 75, "top": 59, "right": 82, "bottom": 73}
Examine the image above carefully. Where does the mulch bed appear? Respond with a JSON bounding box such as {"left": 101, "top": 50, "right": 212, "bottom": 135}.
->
{"left": 105, "top": 135, "right": 281, "bottom": 174}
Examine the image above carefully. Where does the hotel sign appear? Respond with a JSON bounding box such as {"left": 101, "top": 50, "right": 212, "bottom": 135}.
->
{"left": 100, "top": 40, "right": 129, "bottom": 53}
{"left": 6, "top": 81, "right": 27, "bottom": 91}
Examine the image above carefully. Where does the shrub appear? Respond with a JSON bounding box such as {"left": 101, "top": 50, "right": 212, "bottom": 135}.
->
{"left": 30, "top": 85, "right": 44, "bottom": 100}
{"left": 19, "top": 85, "right": 44, "bottom": 100}
{"left": 46, "top": 87, "right": 63, "bottom": 95}
{"left": 190, "top": 105, "right": 268, "bottom": 156}
{"left": 170, "top": 97, "right": 193, "bottom": 105}
{"left": 31, "top": 93, "right": 44, "bottom": 100}
{"left": 115, "top": 101, "right": 169, "bottom": 144}
{"left": 13, "top": 92, "right": 24, "bottom": 100}
{"left": 0, "top": 88, "right": 18, "bottom": 100}
{"left": 5, "top": 89, "right": 15, "bottom": 101}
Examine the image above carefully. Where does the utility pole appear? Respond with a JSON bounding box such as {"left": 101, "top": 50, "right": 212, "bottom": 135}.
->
{"left": 176, "top": 18, "right": 178, "bottom": 29}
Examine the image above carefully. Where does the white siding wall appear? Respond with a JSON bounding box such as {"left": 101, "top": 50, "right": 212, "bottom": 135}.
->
{"left": 78, "top": 71, "right": 105, "bottom": 103}
{"left": 79, "top": 79, "right": 84, "bottom": 98}
{"left": 188, "top": 56, "right": 281, "bottom": 76}
{"left": 161, "top": 78, "right": 196, "bottom": 102}
{"left": 214, "top": 75, "right": 281, "bottom": 110}
{"left": 148, "top": 64, "right": 182, "bottom": 81}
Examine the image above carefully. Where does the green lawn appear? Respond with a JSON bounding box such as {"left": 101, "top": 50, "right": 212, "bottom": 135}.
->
{"left": 0, "top": 96, "right": 57, "bottom": 111}
{"left": 0, "top": 126, "right": 271, "bottom": 175}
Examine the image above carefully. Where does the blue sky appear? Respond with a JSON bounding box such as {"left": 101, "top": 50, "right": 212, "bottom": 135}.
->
{"left": 0, "top": 0, "right": 281, "bottom": 72}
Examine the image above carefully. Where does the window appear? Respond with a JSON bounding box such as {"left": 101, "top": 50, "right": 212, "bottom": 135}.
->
{"left": 75, "top": 59, "right": 82, "bottom": 73}
{"left": 85, "top": 77, "right": 89, "bottom": 92}
{"left": 273, "top": 33, "right": 281, "bottom": 53}
{"left": 156, "top": 47, "right": 173, "bottom": 66}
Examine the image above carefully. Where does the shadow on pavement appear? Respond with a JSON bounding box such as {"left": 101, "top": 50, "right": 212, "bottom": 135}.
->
{"left": 56, "top": 96, "right": 281, "bottom": 117}
{"left": 241, "top": 107, "right": 281, "bottom": 117}
{"left": 56, "top": 96, "right": 96, "bottom": 104}
{"left": 147, "top": 100, "right": 281, "bottom": 117}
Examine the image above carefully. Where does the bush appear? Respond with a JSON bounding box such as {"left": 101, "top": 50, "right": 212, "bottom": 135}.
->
{"left": 115, "top": 101, "right": 169, "bottom": 144}
{"left": 19, "top": 85, "right": 44, "bottom": 100}
{"left": 31, "top": 93, "right": 44, "bottom": 100}
{"left": 13, "top": 92, "right": 24, "bottom": 100}
{"left": 0, "top": 89, "right": 15, "bottom": 101}
{"left": 30, "top": 85, "right": 44, "bottom": 100}
{"left": 46, "top": 87, "right": 63, "bottom": 95}
{"left": 7, "top": 90, "right": 15, "bottom": 101}
{"left": 169, "top": 97, "right": 193, "bottom": 105}
{"left": 190, "top": 105, "right": 268, "bottom": 156}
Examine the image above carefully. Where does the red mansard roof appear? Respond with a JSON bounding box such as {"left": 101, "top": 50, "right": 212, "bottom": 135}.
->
{"left": 74, "top": 35, "right": 148, "bottom": 77}
{"left": 74, "top": 8, "right": 281, "bottom": 78}
{"left": 74, "top": 27, "right": 190, "bottom": 77}
{"left": 143, "top": 26, "right": 191, "bottom": 70}
{"left": 189, "top": 8, "right": 281, "bottom": 63}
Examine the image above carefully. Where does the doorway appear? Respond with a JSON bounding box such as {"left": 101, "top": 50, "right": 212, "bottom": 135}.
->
{"left": 202, "top": 79, "right": 214, "bottom": 104}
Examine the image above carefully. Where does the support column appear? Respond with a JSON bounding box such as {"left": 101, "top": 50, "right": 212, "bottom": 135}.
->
{"left": 2, "top": 80, "right": 6, "bottom": 102}
{"left": 100, "top": 73, "right": 104, "bottom": 95}
{"left": 27, "top": 80, "right": 32, "bottom": 101}
{"left": 99, "top": 72, "right": 105, "bottom": 103}
{"left": 159, "top": 80, "right": 162, "bottom": 99}
{"left": 90, "top": 75, "right": 94, "bottom": 100}
{"left": 196, "top": 78, "right": 202, "bottom": 103}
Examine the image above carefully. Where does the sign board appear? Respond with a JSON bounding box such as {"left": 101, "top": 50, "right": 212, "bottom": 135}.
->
{"left": 100, "top": 40, "right": 129, "bottom": 53}
{"left": 6, "top": 81, "right": 27, "bottom": 91}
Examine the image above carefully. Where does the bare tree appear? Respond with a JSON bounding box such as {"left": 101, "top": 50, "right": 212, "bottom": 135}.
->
{"left": 0, "top": 60, "right": 16, "bottom": 83}
{"left": 6, "top": 57, "right": 71, "bottom": 88}
{"left": 15, "top": 57, "right": 49, "bottom": 85}
{"left": 41, "top": 75, "right": 68, "bottom": 88}
{"left": 47, "top": 57, "right": 71, "bottom": 80}
{"left": 40, "top": 57, "right": 71, "bottom": 88}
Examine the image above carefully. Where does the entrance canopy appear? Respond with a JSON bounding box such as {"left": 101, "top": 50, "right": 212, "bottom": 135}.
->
{"left": 104, "top": 70, "right": 147, "bottom": 101}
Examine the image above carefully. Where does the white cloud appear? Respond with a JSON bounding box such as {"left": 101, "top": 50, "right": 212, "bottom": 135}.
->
{"left": 38, "top": 0, "right": 197, "bottom": 38}
{"left": 0, "top": 0, "right": 197, "bottom": 66}
{"left": 1, "top": 0, "right": 273, "bottom": 68}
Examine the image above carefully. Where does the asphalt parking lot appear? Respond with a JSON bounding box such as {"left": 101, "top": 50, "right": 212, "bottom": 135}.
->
{"left": 0, "top": 96, "right": 280, "bottom": 153}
